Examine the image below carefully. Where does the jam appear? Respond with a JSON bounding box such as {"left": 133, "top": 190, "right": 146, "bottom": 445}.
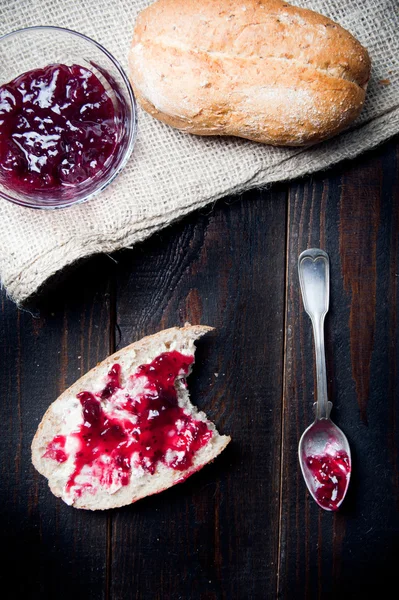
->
{"left": 100, "top": 363, "right": 121, "bottom": 400}
{"left": 70, "top": 389, "right": 132, "bottom": 490}
{"left": 0, "top": 63, "right": 117, "bottom": 196}
{"left": 45, "top": 352, "right": 213, "bottom": 497}
{"left": 306, "top": 450, "right": 350, "bottom": 511}
{"left": 43, "top": 435, "right": 67, "bottom": 463}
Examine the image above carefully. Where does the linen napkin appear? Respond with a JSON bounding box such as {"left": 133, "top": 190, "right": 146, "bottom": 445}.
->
{"left": 0, "top": 0, "right": 398, "bottom": 304}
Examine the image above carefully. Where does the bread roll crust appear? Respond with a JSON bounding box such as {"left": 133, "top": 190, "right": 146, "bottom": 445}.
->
{"left": 129, "top": 0, "right": 371, "bottom": 146}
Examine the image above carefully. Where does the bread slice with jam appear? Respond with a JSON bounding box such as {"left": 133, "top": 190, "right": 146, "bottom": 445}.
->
{"left": 32, "top": 325, "right": 230, "bottom": 510}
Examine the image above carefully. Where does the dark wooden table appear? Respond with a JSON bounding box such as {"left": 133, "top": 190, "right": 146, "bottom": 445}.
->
{"left": 1, "top": 137, "right": 398, "bottom": 600}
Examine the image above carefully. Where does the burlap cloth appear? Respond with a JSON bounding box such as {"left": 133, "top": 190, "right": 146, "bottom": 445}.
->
{"left": 0, "top": 0, "right": 398, "bottom": 304}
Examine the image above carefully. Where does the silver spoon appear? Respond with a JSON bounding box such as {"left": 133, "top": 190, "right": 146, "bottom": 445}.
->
{"left": 297, "top": 249, "right": 351, "bottom": 511}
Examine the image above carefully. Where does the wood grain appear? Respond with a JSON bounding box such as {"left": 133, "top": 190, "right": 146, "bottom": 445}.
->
{"left": 0, "top": 256, "right": 115, "bottom": 598}
{"left": 0, "top": 137, "right": 397, "bottom": 600}
{"left": 110, "top": 187, "right": 288, "bottom": 599}
{"left": 339, "top": 164, "right": 382, "bottom": 423}
{"left": 279, "top": 138, "right": 399, "bottom": 599}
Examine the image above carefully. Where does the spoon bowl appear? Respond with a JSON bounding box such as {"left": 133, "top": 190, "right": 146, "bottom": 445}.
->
{"left": 299, "top": 418, "right": 351, "bottom": 511}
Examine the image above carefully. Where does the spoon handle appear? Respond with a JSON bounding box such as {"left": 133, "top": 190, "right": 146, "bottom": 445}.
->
{"left": 298, "top": 249, "right": 332, "bottom": 420}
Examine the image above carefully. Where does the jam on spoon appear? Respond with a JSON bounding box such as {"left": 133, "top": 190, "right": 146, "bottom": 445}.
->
{"left": 0, "top": 63, "right": 117, "bottom": 196}
{"left": 305, "top": 449, "right": 351, "bottom": 511}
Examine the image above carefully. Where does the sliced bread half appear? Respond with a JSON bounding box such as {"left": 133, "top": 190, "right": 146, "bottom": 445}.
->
{"left": 32, "top": 325, "right": 230, "bottom": 510}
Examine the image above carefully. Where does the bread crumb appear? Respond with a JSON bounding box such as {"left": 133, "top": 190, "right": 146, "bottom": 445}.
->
{"left": 379, "top": 79, "right": 391, "bottom": 86}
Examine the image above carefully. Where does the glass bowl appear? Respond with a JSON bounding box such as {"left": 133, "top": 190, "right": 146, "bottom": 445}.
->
{"left": 0, "top": 26, "right": 137, "bottom": 209}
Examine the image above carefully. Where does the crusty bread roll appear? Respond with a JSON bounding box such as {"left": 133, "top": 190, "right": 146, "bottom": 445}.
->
{"left": 32, "top": 325, "right": 230, "bottom": 510}
{"left": 129, "top": 0, "right": 371, "bottom": 146}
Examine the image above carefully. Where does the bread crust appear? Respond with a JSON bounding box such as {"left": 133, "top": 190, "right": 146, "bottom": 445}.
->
{"left": 129, "top": 0, "right": 371, "bottom": 146}
{"left": 32, "top": 325, "right": 230, "bottom": 510}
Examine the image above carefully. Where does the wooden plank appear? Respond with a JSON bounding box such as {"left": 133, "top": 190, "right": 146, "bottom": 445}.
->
{"left": 279, "top": 138, "right": 399, "bottom": 598}
{"left": 0, "top": 256, "right": 115, "bottom": 598}
{"left": 110, "top": 187, "right": 287, "bottom": 599}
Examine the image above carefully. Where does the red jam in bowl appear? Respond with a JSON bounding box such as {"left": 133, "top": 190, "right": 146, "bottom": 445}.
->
{"left": 45, "top": 351, "right": 213, "bottom": 497}
{"left": 0, "top": 63, "right": 117, "bottom": 197}
{"left": 306, "top": 450, "right": 350, "bottom": 511}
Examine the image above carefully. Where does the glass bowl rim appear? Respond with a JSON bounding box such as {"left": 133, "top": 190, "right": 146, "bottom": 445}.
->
{"left": 0, "top": 25, "right": 137, "bottom": 209}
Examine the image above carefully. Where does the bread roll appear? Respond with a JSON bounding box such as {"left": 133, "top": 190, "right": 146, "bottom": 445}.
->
{"left": 129, "top": 0, "right": 370, "bottom": 146}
